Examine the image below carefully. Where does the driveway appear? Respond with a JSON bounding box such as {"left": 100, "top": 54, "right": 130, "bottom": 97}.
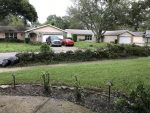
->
{"left": 52, "top": 46, "right": 78, "bottom": 53}
{"left": 0, "top": 96, "right": 93, "bottom": 113}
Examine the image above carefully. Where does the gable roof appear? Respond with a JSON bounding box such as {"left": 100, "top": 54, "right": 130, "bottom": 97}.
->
{"left": 104, "top": 30, "right": 135, "bottom": 36}
{"left": 0, "top": 26, "right": 26, "bottom": 32}
{"left": 25, "top": 24, "right": 66, "bottom": 33}
{"left": 65, "top": 29, "right": 94, "bottom": 35}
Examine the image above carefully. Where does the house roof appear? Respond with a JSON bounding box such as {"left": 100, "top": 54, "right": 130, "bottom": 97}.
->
{"left": 25, "top": 24, "right": 66, "bottom": 33}
{"left": 132, "top": 32, "right": 144, "bottom": 37}
{"left": 104, "top": 30, "right": 135, "bottom": 36}
{"left": 0, "top": 26, "right": 26, "bottom": 32}
{"left": 146, "top": 30, "right": 150, "bottom": 37}
{"left": 65, "top": 29, "right": 94, "bottom": 35}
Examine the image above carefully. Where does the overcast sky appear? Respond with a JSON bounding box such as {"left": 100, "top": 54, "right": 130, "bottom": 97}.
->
{"left": 29, "top": 0, "right": 72, "bottom": 24}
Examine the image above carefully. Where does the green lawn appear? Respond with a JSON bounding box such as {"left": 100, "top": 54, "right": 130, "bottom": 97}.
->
{"left": 0, "top": 58, "right": 150, "bottom": 93}
{"left": 0, "top": 42, "right": 40, "bottom": 52}
{"left": 75, "top": 41, "right": 108, "bottom": 50}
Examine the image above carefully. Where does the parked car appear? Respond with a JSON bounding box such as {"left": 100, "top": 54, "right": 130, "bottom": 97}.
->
{"left": 46, "top": 36, "right": 62, "bottom": 47}
{"left": 62, "top": 39, "right": 74, "bottom": 46}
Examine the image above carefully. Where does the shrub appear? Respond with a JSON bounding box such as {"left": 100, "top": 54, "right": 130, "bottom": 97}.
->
{"left": 14, "top": 44, "right": 150, "bottom": 66}
{"left": 30, "top": 42, "right": 42, "bottom": 45}
{"left": 42, "top": 72, "right": 51, "bottom": 94}
{"left": 72, "top": 34, "right": 77, "bottom": 42}
{"left": 74, "top": 75, "right": 82, "bottom": 102}
{"left": 40, "top": 43, "right": 52, "bottom": 53}
{"left": 0, "top": 38, "right": 23, "bottom": 43}
{"left": 24, "top": 38, "right": 30, "bottom": 44}
{"left": 115, "top": 83, "right": 150, "bottom": 113}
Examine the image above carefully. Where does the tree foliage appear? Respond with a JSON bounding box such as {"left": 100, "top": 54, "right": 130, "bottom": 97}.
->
{"left": 0, "top": 15, "right": 24, "bottom": 27}
{"left": 45, "top": 14, "right": 84, "bottom": 29}
{"left": 126, "top": 0, "right": 150, "bottom": 31}
{"left": 45, "top": 15, "right": 70, "bottom": 29}
{"left": 0, "top": 0, "right": 38, "bottom": 23}
{"left": 68, "top": 0, "right": 125, "bottom": 42}
{"left": 68, "top": 0, "right": 150, "bottom": 42}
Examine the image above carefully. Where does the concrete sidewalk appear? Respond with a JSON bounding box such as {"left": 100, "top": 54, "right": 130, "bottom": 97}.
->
{"left": 0, "top": 96, "right": 93, "bottom": 113}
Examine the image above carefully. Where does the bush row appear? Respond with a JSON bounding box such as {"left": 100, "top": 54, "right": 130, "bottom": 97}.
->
{"left": 0, "top": 38, "right": 24, "bottom": 43}
{"left": 16, "top": 44, "right": 150, "bottom": 66}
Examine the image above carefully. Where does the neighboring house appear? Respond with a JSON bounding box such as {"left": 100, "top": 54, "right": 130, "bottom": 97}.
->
{"left": 0, "top": 25, "right": 145, "bottom": 45}
{"left": 0, "top": 26, "right": 25, "bottom": 41}
{"left": 104, "top": 30, "right": 144, "bottom": 45}
{"left": 145, "top": 30, "right": 150, "bottom": 43}
{"left": 25, "top": 24, "right": 67, "bottom": 42}
{"left": 65, "top": 29, "right": 95, "bottom": 42}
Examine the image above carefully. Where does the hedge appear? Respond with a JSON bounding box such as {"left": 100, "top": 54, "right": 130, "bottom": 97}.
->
{"left": 16, "top": 44, "right": 150, "bottom": 66}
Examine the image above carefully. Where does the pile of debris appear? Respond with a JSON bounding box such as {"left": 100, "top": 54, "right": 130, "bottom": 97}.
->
{"left": 0, "top": 56, "right": 19, "bottom": 67}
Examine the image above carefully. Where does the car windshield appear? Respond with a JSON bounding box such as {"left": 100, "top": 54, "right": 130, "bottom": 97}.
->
{"left": 51, "top": 36, "right": 60, "bottom": 41}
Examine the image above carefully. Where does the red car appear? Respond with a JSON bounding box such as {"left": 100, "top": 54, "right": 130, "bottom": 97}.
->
{"left": 62, "top": 39, "right": 74, "bottom": 46}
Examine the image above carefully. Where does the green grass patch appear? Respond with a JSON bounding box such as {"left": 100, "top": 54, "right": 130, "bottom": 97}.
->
{"left": 0, "top": 58, "right": 150, "bottom": 93}
{"left": 0, "top": 42, "right": 40, "bottom": 52}
{"left": 75, "top": 41, "right": 108, "bottom": 50}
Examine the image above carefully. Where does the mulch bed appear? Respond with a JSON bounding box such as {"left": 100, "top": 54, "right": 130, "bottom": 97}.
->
{"left": 0, "top": 84, "right": 120, "bottom": 113}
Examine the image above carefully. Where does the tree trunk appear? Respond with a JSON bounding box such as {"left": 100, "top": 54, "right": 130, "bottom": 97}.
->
{"left": 96, "top": 34, "right": 104, "bottom": 43}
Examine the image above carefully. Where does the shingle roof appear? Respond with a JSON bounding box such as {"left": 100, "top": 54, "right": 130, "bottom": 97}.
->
{"left": 25, "top": 24, "right": 66, "bottom": 33}
{"left": 65, "top": 29, "right": 94, "bottom": 35}
{"left": 0, "top": 26, "right": 26, "bottom": 32}
{"left": 132, "top": 32, "right": 144, "bottom": 37}
{"left": 104, "top": 30, "right": 134, "bottom": 36}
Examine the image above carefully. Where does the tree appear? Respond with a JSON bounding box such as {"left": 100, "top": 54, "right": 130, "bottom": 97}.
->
{"left": 68, "top": 0, "right": 126, "bottom": 42}
{"left": 45, "top": 15, "right": 68, "bottom": 29}
{"left": 0, "top": 0, "right": 38, "bottom": 24}
{"left": 126, "top": 0, "right": 150, "bottom": 31}
{"left": 0, "top": 15, "right": 25, "bottom": 27}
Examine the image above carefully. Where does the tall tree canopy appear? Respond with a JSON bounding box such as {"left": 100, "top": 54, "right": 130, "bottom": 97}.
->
{"left": 68, "top": 0, "right": 126, "bottom": 42}
{"left": 68, "top": 0, "right": 150, "bottom": 42}
{"left": 126, "top": 0, "right": 150, "bottom": 31}
{"left": 0, "top": 0, "right": 38, "bottom": 23}
{"left": 45, "top": 15, "right": 73, "bottom": 29}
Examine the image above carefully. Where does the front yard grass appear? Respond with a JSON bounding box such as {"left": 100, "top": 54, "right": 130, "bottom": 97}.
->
{"left": 75, "top": 41, "right": 108, "bottom": 50}
{"left": 0, "top": 42, "right": 40, "bottom": 52}
{"left": 0, "top": 57, "right": 150, "bottom": 93}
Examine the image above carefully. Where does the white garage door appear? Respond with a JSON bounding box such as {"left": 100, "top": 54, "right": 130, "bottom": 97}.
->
{"left": 119, "top": 37, "right": 131, "bottom": 44}
{"left": 42, "top": 35, "right": 63, "bottom": 43}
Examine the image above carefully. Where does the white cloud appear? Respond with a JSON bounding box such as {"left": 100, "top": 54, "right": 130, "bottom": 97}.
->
{"left": 29, "top": 0, "right": 72, "bottom": 23}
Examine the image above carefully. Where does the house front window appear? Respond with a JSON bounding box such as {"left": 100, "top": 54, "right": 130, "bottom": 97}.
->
{"left": 5, "top": 33, "right": 17, "bottom": 39}
{"left": 85, "top": 35, "right": 92, "bottom": 40}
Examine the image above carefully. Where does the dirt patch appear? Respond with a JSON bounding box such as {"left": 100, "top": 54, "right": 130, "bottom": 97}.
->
{"left": 0, "top": 85, "right": 119, "bottom": 113}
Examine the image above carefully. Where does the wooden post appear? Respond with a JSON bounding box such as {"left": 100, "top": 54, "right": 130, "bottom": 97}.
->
{"left": 12, "top": 74, "right": 16, "bottom": 89}
{"left": 107, "top": 81, "right": 113, "bottom": 103}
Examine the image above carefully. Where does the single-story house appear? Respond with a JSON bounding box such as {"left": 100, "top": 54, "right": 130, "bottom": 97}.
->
{"left": 0, "top": 26, "right": 25, "bottom": 41}
{"left": 25, "top": 24, "right": 67, "bottom": 42}
{"left": 65, "top": 29, "right": 95, "bottom": 42}
{"left": 0, "top": 25, "right": 145, "bottom": 45}
{"left": 104, "top": 30, "right": 144, "bottom": 45}
{"left": 0, "top": 25, "right": 67, "bottom": 43}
